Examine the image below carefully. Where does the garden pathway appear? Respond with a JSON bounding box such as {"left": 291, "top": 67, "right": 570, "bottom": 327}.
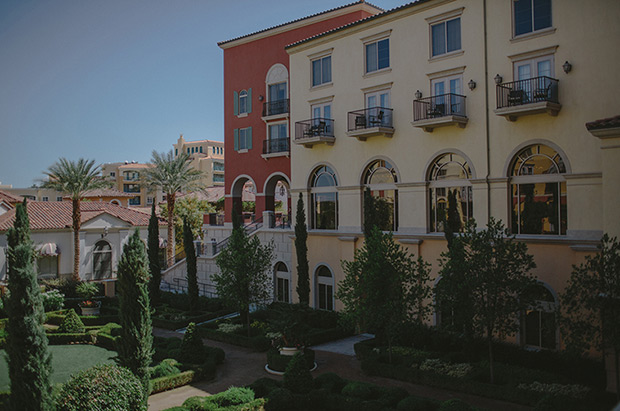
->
{"left": 148, "top": 328, "right": 531, "bottom": 411}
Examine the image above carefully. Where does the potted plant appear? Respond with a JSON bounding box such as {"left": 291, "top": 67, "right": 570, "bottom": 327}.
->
{"left": 271, "top": 317, "right": 308, "bottom": 356}
{"left": 76, "top": 282, "right": 101, "bottom": 316}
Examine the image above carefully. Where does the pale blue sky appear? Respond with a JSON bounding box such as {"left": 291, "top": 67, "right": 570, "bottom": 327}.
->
{"left": 0, "top": 0, "right": 405, "bottom": 187}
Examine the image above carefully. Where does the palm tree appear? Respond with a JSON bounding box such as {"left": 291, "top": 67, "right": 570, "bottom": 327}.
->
{"left": 144, "top": 150, "right": 203, "bottom": 268}
{"left": 43, "top": 158, "right": 109, "bottom": 282}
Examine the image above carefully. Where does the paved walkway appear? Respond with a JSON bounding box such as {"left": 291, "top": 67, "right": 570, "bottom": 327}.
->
{"left": 148, "top": 328, "right": 531, "bottom": 411}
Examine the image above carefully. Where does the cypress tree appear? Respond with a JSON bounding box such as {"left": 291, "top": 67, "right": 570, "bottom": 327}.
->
{"left": 116, "top": 229, "right": 153, "bottom": 403}
{"left": 444, "top": 189, "right": 462, "bottom": 249}
{"left": 5, "top": 200, "right": 53, "bottom": 410}
{"left": 294, "top": 193, "right": 310, "bottom": 306}
{"left": 183, "top": 218, "right": 199, "bottom": 313}
{"left": 147, "top": 202, "right": 161, "bottom": 304}
{"left": 363, "top": 187, "right": 377, "bottom": 237}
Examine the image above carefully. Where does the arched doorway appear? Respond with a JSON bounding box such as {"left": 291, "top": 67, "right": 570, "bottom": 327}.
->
{"left": 273, "top": 262, "right": 291, "bottom": 303}
{"left": 263, "top": 173, "right": 291, "bottom": 228}
{"left": 231, "top": 176, "right": 256, "bottom": 225}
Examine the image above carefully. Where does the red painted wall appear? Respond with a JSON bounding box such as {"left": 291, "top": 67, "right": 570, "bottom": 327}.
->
{"left": 222, "top": 8, "right": 376, "bottom": 222}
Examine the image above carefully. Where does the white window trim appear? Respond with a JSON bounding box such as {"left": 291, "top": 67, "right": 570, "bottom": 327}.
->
{"left": 512, "top": 54, "right": 555, "bottom": 80}
{"left": 428, "top": 8, "right": 464, "bottom": 60}
{"left": 310, "top": 53, "right": 333, "bottom": 89}
{"left": 362, "top": 30, "right": 391, "bottom": 75}
{"left": 267, "top": 121, "right": 288, "bottom": 141}
{"left": 511, "top": 0, "right": 554, "bottom": 40}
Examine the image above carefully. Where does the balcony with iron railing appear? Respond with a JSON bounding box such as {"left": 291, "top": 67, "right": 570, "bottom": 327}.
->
{"left": 346, "top": 107, "right": 394, "bottom": 140}
{"left": 294, "top": 118, "right": 335, "bottom": 148}
{"left": 494, "top": 76, "right": 560, "bottom": 121}
{"left": 262, "top": 99, "right": 290, "bottom": 120}
{"left": 262, "top": 137, "right": 290, "bottom": 158}
{"left": 411, "top": 93, "right": 468, "bottom": 132}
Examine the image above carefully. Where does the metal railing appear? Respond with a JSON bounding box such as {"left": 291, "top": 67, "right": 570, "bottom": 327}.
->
{"left": 262, "top": 138, "right": 290, "bottom": 155}
{"left": 210, "top": 216, "right": 263, "bottom": 255}
{"left": 496, "top": 76, "right": 559, "bottom": 109}
{"left": 347, "top": 107, "right": 393, "bottom": 131}
{"left": 262, "top": 99, "right": 290, "bottom": 117}
{"left": 413, "top": 93, "right": 467, "bottom": 121}
{"left": 294, "top": 118, "right": 334, "bottom": 141}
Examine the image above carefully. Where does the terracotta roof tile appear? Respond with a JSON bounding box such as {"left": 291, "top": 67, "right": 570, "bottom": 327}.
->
{"left": 0, "top": 201, "right": 165, "bottom": 232}
{"left": 63, "top": 188, "right": 135, "bottom": 199}
{"left": 0, "top": 189, "right": 24, "bottom": 204}
{"left": 585, "top": 115, "right": 620, "bottom": 131}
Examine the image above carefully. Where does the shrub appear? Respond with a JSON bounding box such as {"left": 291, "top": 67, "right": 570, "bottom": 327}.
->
{"left": 55, "top": 364, "right": 146, "bottom": 410}
{"left": 98, "top": 322, "right": 122, "bottom": 337}
{"left": 266, "top": 388, "right": 294, "bottom": 411}
{"left": 76, "top": 281, "right": 99, "bottom": 299}
{"left": 179, "top": 322, "right": 207, "bottom": 364}
{"left": 282, "top": 352, "right": 313, "bottom": 394}
{"left": 41, "top": 289, "right": 64, "bottom": 312}
{"left": 58, "top": 309, "right": 85, "bottom": 333}
{"left": 341, "top": 381, "right": 382, "bottom": 400}
{"left": 397, "top": 395, "right": 439, "bottom": 411}
{"left": 205, "top": 387, "right": 255, "bottom": 407}
{"left": 378, "top": 386, "right": 409, "bottom": 407}
{"left": 150, "top": 371, "right": 196, "bottom": 395}
{"left": 247, "top": 377, "right": 281, "bottom": 398}
{"left": 217, "top": 322, "right": 243, "bottom": 334}
{"left": 517, "top": 381, "right": 590, "bottom": 399}
{"left": 47, "top": 333, "right": 94, "bottom": 345}
{"left": 314, "top": 372, "right": 346, "bottom": 393}
{"left": 150, "top": 358, "right": 181, "bottom": 379}
{"left": 419, "top": 359, "right": 473, "bottom": 378}
{"left": 438, "top": 399, "right": 475, "bottom": 411}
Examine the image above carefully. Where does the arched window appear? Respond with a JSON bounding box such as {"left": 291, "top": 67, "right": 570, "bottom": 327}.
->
{"left": 93, "top": 241, "right": 112, "bottom": 280}
{"left": 522, "top": 284, "right": 557, "bottom": 349}
{"left": 510, "top": 144, "right": 567, "bottom": 235}
{"left": 363, "top": 159, "right": 398, "bottom": 231}
{"left": 428, "top": 153, "right": 473, "bottom": 232}
{"left": 274, "top": 262, "right": 290, "bottom": 303}
{"left": 315, "top": 265, "right": 334, "bottom": 311}
{"left": 239, "top": 90, "right": 248, "bottom": 114}
{"left": 310, "top": 165, "right": 338, "bottom": 230}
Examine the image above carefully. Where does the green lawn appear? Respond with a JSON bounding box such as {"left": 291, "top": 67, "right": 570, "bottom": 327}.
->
{"left": 0, "top": 345, "right": 116, "bottom": 391}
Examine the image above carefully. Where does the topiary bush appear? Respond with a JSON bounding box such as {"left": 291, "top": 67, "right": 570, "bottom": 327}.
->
{"left": 282, "top": 352, "right": 313, "bottom": 394}
{"left": 150, "top": 358, "right": 181, "bottom": 379}
{"left": 58, "top": 309, "right": 85, "bottom": 333}
{"left": 314, "top": 372, "right": 346, "bottom": 394}
{"left": 247, "top": 377, "right": 281, "bottom": 398}
{"left": 179, "top": 322, "right": 207, "bottom": 364}
{"left": 341, "top": 381, "right": 383, "bottom": 401}
{"left": 55, "top": 364, "right": 146, "bottom": 411}
{"left": 266, "top": 387, "right": 294, "bottom": 411}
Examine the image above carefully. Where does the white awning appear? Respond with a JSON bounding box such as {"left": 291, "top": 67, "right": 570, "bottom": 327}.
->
{"left": 38, "top": 243, "right": 59, "bottom": 256}
{"left": 158, "top": 237, "right": 166, "bottom": 248}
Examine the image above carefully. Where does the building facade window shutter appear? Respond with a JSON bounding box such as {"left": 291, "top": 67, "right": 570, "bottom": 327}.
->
{"left": 247, "top": 127, "right": 252, "bottom": 150}
{"left": 234, "top": 128, "right": 239, "bottom": 151}
{"left": 247, "top": 88, "right": 252, "bottom": 113}
{"left": 233, "top": 91, "right": 239, "bottom": 115}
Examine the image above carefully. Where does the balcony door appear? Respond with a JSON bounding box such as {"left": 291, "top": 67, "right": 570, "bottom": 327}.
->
{"left": 365, "top": 90, "right": 390, "bottom": 126}
{"left": 431, "top": 76, "right": 463, "bottom": 116}
{"left": 513, "top": 56, "right": 553, "bottom": 101}
{"left": 311, "top": 103, "right": 331, "bottom": 134}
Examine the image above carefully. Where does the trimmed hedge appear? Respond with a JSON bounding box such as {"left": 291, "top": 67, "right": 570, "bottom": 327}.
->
{"left": 46, "top": 311, "right": 119, "bottom": 327}
{"left": 152, "top": 309, "right": 232, "bottom": 330}
{"left": 47, "top": 332, "right": 96, "bottom": 345}
{"left": 150, "top": 370, "right": 196, "bottom": 395}
{"left": 199, "top": 327, "right": 271, "bottom": 351}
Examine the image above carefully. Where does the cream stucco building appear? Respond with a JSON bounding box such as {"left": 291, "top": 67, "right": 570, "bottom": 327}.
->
{"left": 173, "top": 135, "right": 225, "bottom": 187}
{"left": 286, "top": 0, "right": 620, "bottom": 351}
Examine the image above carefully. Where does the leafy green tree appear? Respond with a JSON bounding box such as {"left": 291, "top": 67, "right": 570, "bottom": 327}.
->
{"left": 294, "top": 193, "right": 310, "bottom": 306}
{"left": 144, "top": 150, "right": 204, "bottom": 267}
{"left": 561, "top": 234, "right": 620, "bottom": 399}
{"left": 43, "top": 158, "right": 108, "bottom": 281}
{"left": 116, "top": 229, "right": 153, "bottom": 402}
{"left": 160, "top": 196, "right": 214, "bottom": 252}
{"left": 440, "top": 218, "right": 536, "bottom": 384}
{"left": 5, "top": 200, "right": 53, "bottom": 410}
{"left": 183, "top": 218, "right": 199, "bottom": 313}
{"left": 147, "top": 203, "right": 162, "bottom": 304}
{"left": 214, "top": 216, "right": 274, "bottom": 335}
{"left": 444, "top": 189, "right": 462, "bottom": 248}
{"left": 338, "top": 226, "right": 432, "bottom": 362}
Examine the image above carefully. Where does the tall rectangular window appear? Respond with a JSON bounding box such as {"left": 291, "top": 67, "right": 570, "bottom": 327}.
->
{"left": 514, "top": 0, "right": 551, "bottom": 37}
{"left": 365, "top": 38, "right": 389, "bottom": 73}
{"left": 312, "top": 56, "right": 331, "bottom": 86}
{"left": 235, "top": 127, "right": 252, "bottom": 151}
{"left": 431, "top": 18, "right": 461, "bottom": 57}
{"left": 269, "top": 123, "right": 287, "bottom": 140}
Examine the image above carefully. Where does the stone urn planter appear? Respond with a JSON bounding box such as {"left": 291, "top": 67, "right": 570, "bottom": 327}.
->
{"left": 265, "top": 347, "right": 317, "bottom": 375}
{"left": 279, "top": 347, "right": 302, "bottom": 356}
{"left": 79, "top": 300, "right": 101, "bottom": 316}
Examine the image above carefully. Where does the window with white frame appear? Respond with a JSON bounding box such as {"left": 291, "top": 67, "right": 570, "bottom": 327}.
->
{"left": 513, "top": 0, "right": 552, "bottom": 37}
{"left": 363, "top": 159, "right": 398, "bottom": 232}
{"left": 311, "top": 102, "right": 332, "bottom": 135}
{"left": 42, "top": 196, "right": 49, "bottom": 202}
{"left": 365, "top": 89, "right": 391, "bottom": 127}
{"left": 431, "top": 17, "right": 461, "bottom": 57}
{"left": 234, "top": 127, "right": 252, "bottom": 151}
{"left": 431, "top": 75, "right": 465, "bottom": 116}
{"left": 268, "top": 123, "right": 287, "bottom": 141}
{"left": 310, "top": 165, "right": 338, "bottom": 230}
{"left": 365, "top": 38, "right": 389, "bottom": 73}
{"left": 37, "top": 255, "right": 58, "bottom": 278}
{"left": 274, "top": 262, "right": 290, "bottom": 303}
{"left": 315, "top": 265, "right": 334, "bottom": 311}
{"left": 239, "top": 90, "right": 248, "bottom": 114}
{"left": 56, "top": 196, "right": 63, "bottom": 202}
{"left": 312, "top": 55, "right": 332, "bottom": 86}
{"left": 93, "top": 240, "right": 112, "bottom": 280}
{"left": 233, "top": 89, "right": 252, "bottom": 115}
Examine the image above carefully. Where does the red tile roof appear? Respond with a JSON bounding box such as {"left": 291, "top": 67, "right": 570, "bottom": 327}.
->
{"left": 0, "top": 189, "right": 24, "bottom": 205}
{"left": 0, "top": 201, "right": 165, "bottom": 232}
{"left": 63, "top": 188, "right": 135, "bottom": 199}
{"left": 585, "top": 115, "right": 620, "bottom": 131}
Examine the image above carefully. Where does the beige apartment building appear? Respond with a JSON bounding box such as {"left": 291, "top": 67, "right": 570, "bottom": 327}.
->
{"left": 173, "top": 135, "right": 225, "bottom": 187}
{"left": 101, "top": 162, "right": 163, "bottom": 208}
{"left": 287, "top": 0, "right": 620, "bottom": 352}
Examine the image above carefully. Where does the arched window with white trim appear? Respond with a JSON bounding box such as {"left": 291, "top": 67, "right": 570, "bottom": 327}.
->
{"left": 93, "top": 241, "right": 112, "bottom": 280}
{"left": 510, "top": 144, "right": 567, "bottom": 235}
{"left": 310, "top": 165, "right": 338, "bottom": 230}
{"left": 363, "top": 159, "right": 398, "bottom": 231}
{"left": 315, "top": 265, "right": 334, "bottom": 311}
{"left": 274, "top": 262, "right": 291, "bottom": 303}
{"left": 428, "top": 153, "right": 473, "bottom": 232}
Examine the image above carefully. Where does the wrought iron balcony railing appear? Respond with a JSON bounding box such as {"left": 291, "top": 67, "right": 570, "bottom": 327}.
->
{"left": 294, "top": 118, "right": 335, "bottom": 141}
{"left": 262, "top": 99, "right": 290, "bottom": 117}
{"left": 413, "top": 93, "right": 467, "bottom": 121}
{"left": 262, "top": 137, "right": 290, "bottom": 155}
{"left": 496, "top": 76, "right": 559, "bottom": 109}
{"left": 347, "top": 107, "right": 393, "bottom": 131}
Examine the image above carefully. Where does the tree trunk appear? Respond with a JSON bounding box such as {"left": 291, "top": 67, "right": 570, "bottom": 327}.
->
{"left": 166, "top": 193, "right": 175, "bottom": 268}
{"left": 615, "top": 347, "right": 620, "bottom": 401}
{"left": 72, "top": 198, "right": 81, "bottom": 282}
{"left": 488, "top": 335, "right": 495, "bottom": 385}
